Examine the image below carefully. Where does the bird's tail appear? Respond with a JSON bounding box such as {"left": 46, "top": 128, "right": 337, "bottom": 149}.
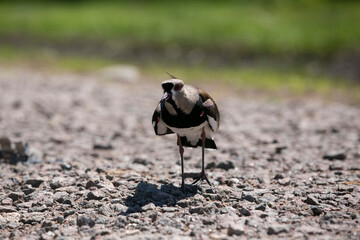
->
{"left": 178, "top": 136, "right": 217, "bottom": 149}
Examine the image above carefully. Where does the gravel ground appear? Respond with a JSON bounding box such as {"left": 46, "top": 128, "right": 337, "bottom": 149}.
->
{"left": 0, "top": 67, "right": 359, "bottom": 240}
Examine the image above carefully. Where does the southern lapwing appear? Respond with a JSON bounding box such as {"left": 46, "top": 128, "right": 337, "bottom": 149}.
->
{"left": 152, "top": 77, "right": 220, "bottom": 192}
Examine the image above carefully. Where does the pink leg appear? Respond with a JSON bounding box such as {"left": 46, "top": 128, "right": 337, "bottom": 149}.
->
{"left": 177, "top": 134, "right": 185, "bottom": 192}
{"left": 192, "top": 128, "right": 212, "bottom": 187}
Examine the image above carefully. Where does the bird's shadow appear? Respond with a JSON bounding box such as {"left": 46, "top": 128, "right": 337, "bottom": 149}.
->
{"left": 121, "top": 182, "right": 198, "bottom": 215}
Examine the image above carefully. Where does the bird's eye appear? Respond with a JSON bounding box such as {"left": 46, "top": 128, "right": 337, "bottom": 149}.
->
{"left": 174, "top": 84, "right": 181, "bottom": 91}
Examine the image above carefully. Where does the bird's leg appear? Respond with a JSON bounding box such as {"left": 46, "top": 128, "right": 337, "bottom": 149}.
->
{"left": 192, "top": 128, "right": 212, "bottom": 187}
{"left": 177, "top": 134, "right": 185, "bottom": 192}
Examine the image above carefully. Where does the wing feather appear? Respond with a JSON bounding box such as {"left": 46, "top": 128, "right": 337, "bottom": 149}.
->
{"left": 152, "top": 102, "right": 174, "bottom": 135}
{"left": 199, "top": 89, "right": 220, "bottom": 131}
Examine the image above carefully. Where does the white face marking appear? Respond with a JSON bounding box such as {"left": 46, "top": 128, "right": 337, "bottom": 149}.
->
{"left": 173, "top": 85, "right": 198, "bottom": 114}
{"left": 171, "top": 89, "right": 177, "bottom": 101}
{"left": 165, "top": 102, "right": 177, "bottom": 115}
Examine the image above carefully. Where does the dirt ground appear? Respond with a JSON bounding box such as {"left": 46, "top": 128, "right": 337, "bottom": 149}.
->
{"left": 0, "top": 67, "right": 359, "bottom": 240}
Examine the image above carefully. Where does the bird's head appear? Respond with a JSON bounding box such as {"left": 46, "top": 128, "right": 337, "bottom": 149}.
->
{"left": 161, "top": 79, "right": 184, "bottom": 101}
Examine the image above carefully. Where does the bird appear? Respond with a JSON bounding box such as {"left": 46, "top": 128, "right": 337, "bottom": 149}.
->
{"left": 152, "top": 75, "right": 220, "bottom": 192}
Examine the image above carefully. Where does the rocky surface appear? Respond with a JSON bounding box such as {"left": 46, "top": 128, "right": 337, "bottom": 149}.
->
{"left": 0, "top": 67, "right": 359, "bottom": 239}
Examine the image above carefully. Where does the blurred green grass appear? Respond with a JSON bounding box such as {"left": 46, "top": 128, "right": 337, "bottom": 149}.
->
{"left": 1, "top": 45, "right": 359, "bottom": 103}
{"left": 144, "top": 65, "right": 360, "bottom": 102}
{"left": 0, "top": 0, "right": 360, "bottom": 103}
{"left": 0, "top": 0, "right": 359, "bottom": 55}
{"left": 0, "top": 46, "right": 115, "bottom": 71}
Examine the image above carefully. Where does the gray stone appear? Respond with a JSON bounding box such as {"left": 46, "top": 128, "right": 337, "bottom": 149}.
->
{"left": 227, "top": 223, "right": 245, "bottom": 236}
{"left": 149, "top": 212, "right": 159, "bottom": 222}
{"left": 329, "top": 164, "right": 344, "bottom": 171}
{"left": 293, "top": 190, "right": 302, "bottom": 196}
{"left": 60, "top": 163, "right": 72, "bottom": 171}
{"left": 110, "top": 199, "right": 123, "bottom": 204}
{"left": 49, "top": 181, "right": 62, "bottom": 190}
{"left": 162, "top": 207, "right": 177, "bottom": 213}
{"left": 22, "top": 186, "right": 35, "bottom": 195}
{"left": 17, "top": 202, "right": 33, "bottom": 209}
{"left": 255, "top": 203, "right": 266, "bottom": 211}
{"left": 0, "top": 215, "right": 7, "bottom": 226}
{"left": 54, "top": 191, "right": 69, "bottom": 203}
{"left": 98, "top": 205, "right": 113, "bottom": 216}
{"left": 41, "top": 220, "right": 53, "bottom": 229}
{"left": 337, "top": 185, "right": 354, "bottom": 192}
{"left": 40, "top": 232, "right": 56, "bottom": 240}
{"left": 8, "top": 192, "right": 24, "bottom": 201}
{"left": 267, "top": 225, "right": 289, "bottom": 235}
{"left": 142, "top": 203, "right": 156, "bottom": 212}
{"left": 216, "top": 161, "right": 235, "bottom": 170}
{"left": 275, "top": 146, "right": 287, "bottom": 154}
{"left": 241, "top": 192, "right": 256, "bottom": 202}
{"left": 202, "top": 217, "right": 216, "bottom": 225}
{"left": 133, "top": 158, "right": 153, "bottom": 166}
{"left": 1, "top": 198, "right": 13, "bottom": 205}
{"left": 20, "top": 213, "right": 44, "bottom": 224}
{"left": 274, "top": 174, "right": 284, "bottom": 180}
{"left": 323, "top": 152, "right": 347, "bottom": 161}
{"left": 93, "top": 141, "right": 113, "bottom": 150}
{"left": 189, "top": 206, "right": 205, "bottom": 214}
{"left": 176, "top": 199, "right": 191, "bottom": 208}
{"left": 226, "top": 178, "right": 240, "bottom": 186}
{"left": 239, "top": 208, "right": 251, "bottom": 216}
{"left": 111, "top": 203, "right": 127, "bottom": 212}
{"left": 114, "top": 216, "right": 127, "bottom": 228}
{"left": 29, "top": 204, "right": 48, "bottom": 213}
{"left": 61, "top": 226, "right": 77, "bottom": 236}
{"left": 0, "top": 206, "right": 16, "bottom": 213}
{"left": 52, "top": 216, "right": 64, "bottom": 224}
{"left": 348, "top": 166, "right": 360, "bottom": 171}
{"left": 306, "top": 195, "right": 319, "bottom": 205}
{"left": 64, "top": 210, "right": 75, "bottom": 218}
{"left": 311, "top": 206, "right": 323, "bottom": 216}
{"left": 77, "top": 215, "right": 95, "bottom": 228}
{"left": 25, "top": 179, "right": 44, "bottom": 188}
{"left": 85, "top": 180, "right": 98, "bottom": 189}
{"left": 87, "top": 190, "right": 104, "bottom": 200}
{"left": 205, "top": 162, "right": 216, "bottom": 169}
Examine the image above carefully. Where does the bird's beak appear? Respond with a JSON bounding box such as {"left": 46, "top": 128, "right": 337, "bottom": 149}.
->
{"left": 162, "top": 92, "right": 171, "bottom": 101}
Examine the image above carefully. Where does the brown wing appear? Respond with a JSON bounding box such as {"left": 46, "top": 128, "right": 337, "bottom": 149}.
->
{"left": 152, "top": 102, "right": 174, "bottom": 135}
{"left": 199, "top": 89, "right": 220, "bottom": 131}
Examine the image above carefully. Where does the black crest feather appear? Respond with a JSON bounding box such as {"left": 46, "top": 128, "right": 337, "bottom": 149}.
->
{"left": 165, "top": 71, "right": 177, "bottom": 79}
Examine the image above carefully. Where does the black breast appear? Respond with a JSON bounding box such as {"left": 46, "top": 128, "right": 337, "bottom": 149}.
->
{"left": 161, "top": 97, "right": 207, "bottom": 129}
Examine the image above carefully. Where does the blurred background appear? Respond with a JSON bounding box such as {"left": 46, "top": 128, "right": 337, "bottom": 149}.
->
{"left": 1, "top": 0, "right": 360, "bottom": 102}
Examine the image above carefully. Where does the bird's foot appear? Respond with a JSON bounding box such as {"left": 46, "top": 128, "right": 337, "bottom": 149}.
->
{"left": 192, "top": 170, "right": 212, "bottom": 187}
{"left": 181, "top": 182, "right": 185, "bottom": 193}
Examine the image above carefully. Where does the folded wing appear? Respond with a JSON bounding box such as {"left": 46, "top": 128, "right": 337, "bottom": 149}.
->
{"left": 152, "top": 102, "right": 174, "bottom": 135}
{"left": 199, "top": 89, "right": 220, "bottom": 131}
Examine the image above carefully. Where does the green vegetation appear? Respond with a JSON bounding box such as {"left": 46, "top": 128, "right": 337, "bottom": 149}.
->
{"left": 1, "top": 45, "right": 359, "bottom": 103}
{"left": 0, "top": 1, "right": 359, "bottom": 55}
{"left": 0, "top": 46, "right": 116, "bottom": 71}
{"left": 144, "top": 65, "right": 360, "bottom": 101}
{"left": 0, "top": 1, "right": 359, "bottom": 103}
